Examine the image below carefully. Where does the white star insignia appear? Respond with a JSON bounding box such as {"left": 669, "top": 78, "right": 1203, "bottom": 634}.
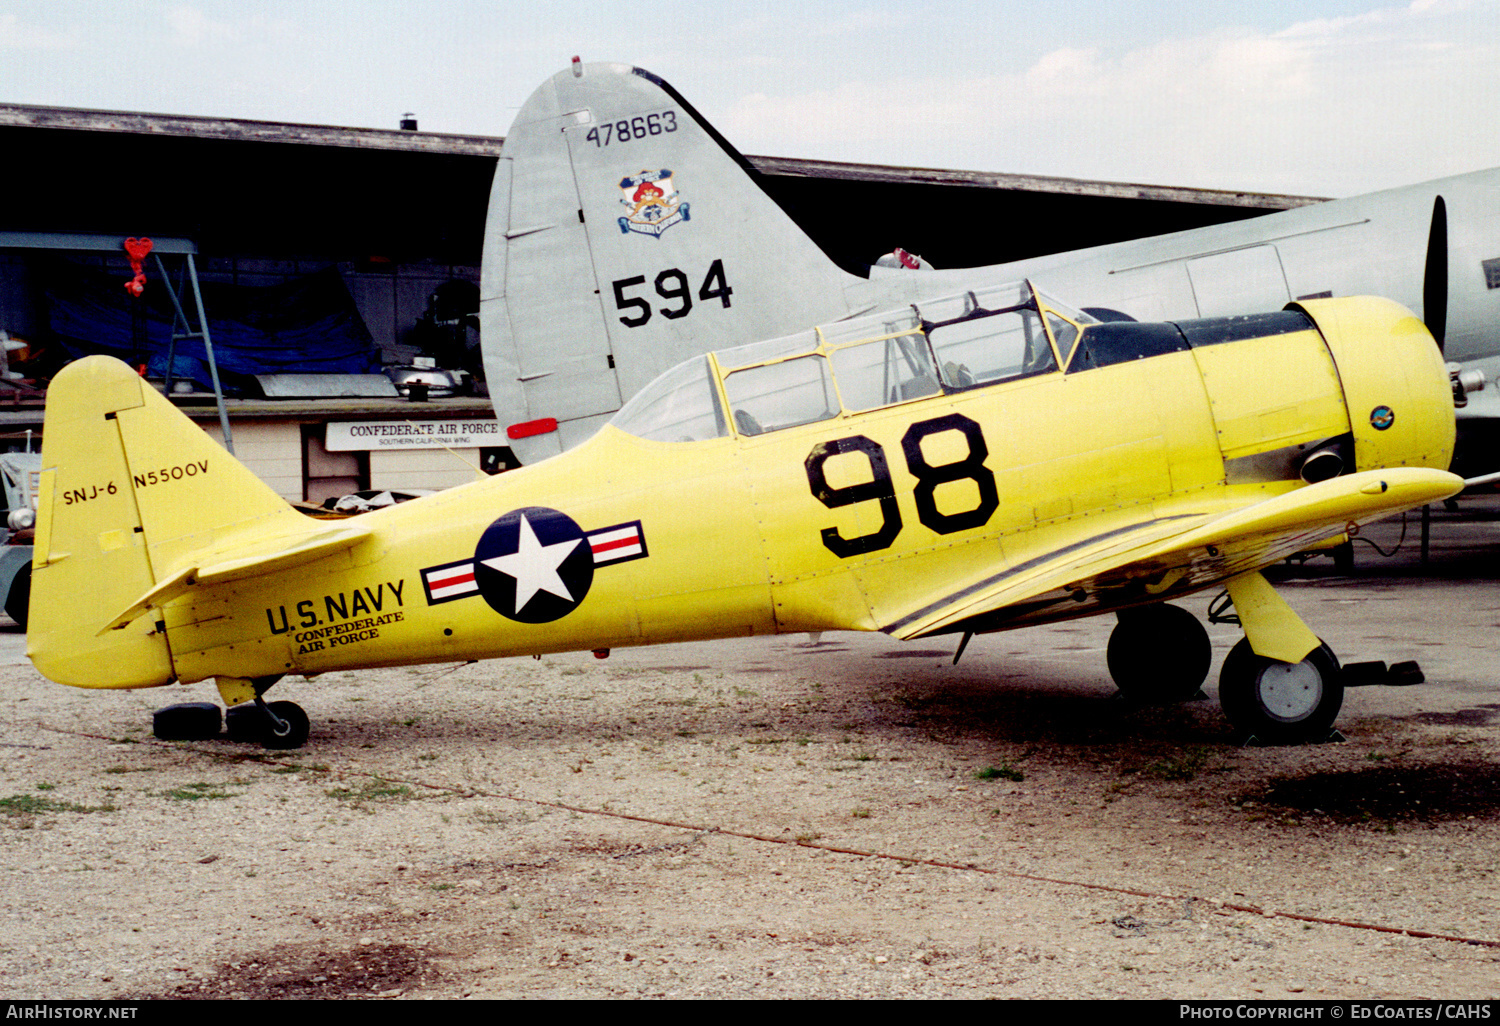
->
{"left": 480, "top": 513, "right": 582, "bottom": 613}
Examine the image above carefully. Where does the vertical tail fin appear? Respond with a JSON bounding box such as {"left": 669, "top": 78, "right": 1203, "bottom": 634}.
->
{"left": 28, "top": 356, "right": 304, "bottom": 688}
{"left": 481, "top": 61, "right": 862, "bottom": 460}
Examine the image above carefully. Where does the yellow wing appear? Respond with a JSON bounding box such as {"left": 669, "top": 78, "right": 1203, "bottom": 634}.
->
{"left": 885, "top": 467, "right": 1462, "bottom": 640}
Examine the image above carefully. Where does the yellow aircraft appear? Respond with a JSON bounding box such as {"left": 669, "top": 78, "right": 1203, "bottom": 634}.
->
{"left": 27, "top": 281, "right": 1460, "bottom": 748}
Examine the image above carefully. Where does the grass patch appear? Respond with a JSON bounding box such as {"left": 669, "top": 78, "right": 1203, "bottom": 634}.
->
{"left": 162, "top": 782, "right": 236, "bottom": 801}
{"left": 325, "top": 778, "right": 415, "bottom": 803}
{"left": 1130, "top": 747, "right": 1213, "bottom": 782}
{"left": 0, "top": 794, "right": 117, "bottom": 816}
{"left": 973, "top": 764, "right": 1025, "bottom": 782}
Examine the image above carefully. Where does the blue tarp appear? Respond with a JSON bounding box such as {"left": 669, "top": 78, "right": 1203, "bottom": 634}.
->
{"left": 45, "top": 265, "right": 382, "bottom": 393}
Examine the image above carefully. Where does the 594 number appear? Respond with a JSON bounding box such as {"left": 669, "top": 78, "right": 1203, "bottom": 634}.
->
{"left": 611, "top": 260, "right": 733, "bottom": 327}
{"left": 805, "top": 414, "right": 999, "bottom": 558}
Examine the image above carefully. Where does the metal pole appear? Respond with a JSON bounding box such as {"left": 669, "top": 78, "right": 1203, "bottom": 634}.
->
{"left": 151, "top": 253, "right": 181, "bottom": 396}
{"left": 185, "top": 254, "right": 235, "bottom": 455}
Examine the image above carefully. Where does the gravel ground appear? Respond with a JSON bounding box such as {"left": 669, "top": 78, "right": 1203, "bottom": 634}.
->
{"left": 2, "top": 505, "right": 1498, "bottom": 1000}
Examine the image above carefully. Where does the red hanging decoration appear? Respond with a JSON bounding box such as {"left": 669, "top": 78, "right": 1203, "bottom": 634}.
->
{"left": 123, "top": 237, "right": 153, "bottom": 297}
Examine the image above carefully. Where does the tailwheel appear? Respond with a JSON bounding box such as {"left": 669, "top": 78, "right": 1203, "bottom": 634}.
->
{"left": 263, "top": 701, "right": 310, "bottom": 750}
{"left": 1219, "top": 638, "right": 1343, "bottom": 745}
{"left": 1106, "top": 603, "right": 1212, "bottom": 704}
{"left": 225, "top": 699, "right": 310, "bottom": 750}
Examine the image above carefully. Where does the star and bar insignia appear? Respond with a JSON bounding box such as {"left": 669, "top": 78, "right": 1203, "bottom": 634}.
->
{"left": 420, "top": 508, "right": 647, "bottom": 623}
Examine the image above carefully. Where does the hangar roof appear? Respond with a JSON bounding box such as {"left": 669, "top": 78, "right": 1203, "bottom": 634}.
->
{"left": 0, "top": 101, "right": 1326, "bottom": 271}
{"left": 1, "top": 101, "right": 1320, "bottom": 208}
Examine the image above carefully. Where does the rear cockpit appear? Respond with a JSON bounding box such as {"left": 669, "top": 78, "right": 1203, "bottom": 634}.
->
{"left": 610, "top": 280, "right": 1094, "bottom": 442}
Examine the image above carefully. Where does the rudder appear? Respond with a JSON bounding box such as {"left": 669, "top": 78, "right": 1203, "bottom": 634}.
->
{"left": 481, "top": 61, "right": 862, "bottom": 460}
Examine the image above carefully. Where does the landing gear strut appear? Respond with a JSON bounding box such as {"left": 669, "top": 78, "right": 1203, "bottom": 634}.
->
{"left": 218, "top": 674, "right": 309, "bottom": 749}
{"left": 1106, "top": 603, "right": 1212, "bottom": 704}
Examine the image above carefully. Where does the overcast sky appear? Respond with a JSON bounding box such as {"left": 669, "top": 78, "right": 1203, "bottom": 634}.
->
{"left": 3, "top": 0, "right": 1496, "bottom": 197}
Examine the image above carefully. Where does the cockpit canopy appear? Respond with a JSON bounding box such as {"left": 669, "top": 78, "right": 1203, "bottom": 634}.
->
{"left": 611, "top": 280, "right": 1095, "bottom": 443}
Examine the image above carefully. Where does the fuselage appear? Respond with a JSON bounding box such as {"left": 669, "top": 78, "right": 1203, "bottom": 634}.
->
{"left": 157, "top": 288, "right": 1452, "bottom": 686}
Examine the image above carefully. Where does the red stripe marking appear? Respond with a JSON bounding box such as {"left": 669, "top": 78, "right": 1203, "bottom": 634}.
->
{"left": 508, "top": 417, "right": 558, "bottom": 440}
{"left": 590, "top": 535, "right": 639, "bottom": 554}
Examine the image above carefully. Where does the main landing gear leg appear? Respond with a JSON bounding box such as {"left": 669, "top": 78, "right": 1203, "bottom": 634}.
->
{"left": 1106, "top": 603, "right": 1212, "bottom": 704}
{"left": 1217, "top": 572, "right": 1343, "bottom": 745}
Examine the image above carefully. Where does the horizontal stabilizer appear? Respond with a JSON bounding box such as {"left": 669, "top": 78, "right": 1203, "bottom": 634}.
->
{"left": 100, "top": 522, "right": 373, "bottom": 635}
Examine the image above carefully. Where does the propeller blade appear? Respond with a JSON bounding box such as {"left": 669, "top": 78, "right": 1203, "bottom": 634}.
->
{"left": 1422, "top": 194, "right": 1448, "bottom": 352}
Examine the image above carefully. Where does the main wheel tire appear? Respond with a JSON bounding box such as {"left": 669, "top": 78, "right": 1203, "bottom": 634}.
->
{"left": 153, "top": 702, "right": 222, "bottom": 741}
{"left": 262, "top": 701, "right": 310, "bottom": 750}
{"left": 1107, "top": 603, "right": 1212, "bottom": 703}
{"left": 1219, "top": 638, "right": 1343, "bottom": 744}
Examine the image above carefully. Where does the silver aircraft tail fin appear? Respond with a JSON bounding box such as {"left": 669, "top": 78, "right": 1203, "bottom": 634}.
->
{"left": 481, "top": 61, "right": 862, "bottom": 462}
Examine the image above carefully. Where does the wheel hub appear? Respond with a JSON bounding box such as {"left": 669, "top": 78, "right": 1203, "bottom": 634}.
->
{"left": 1256, "top": 659, "right": 1323, "bottom": 721}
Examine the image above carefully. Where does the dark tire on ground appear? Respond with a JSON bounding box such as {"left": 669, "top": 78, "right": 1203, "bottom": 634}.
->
{"left": 224, "top": 703, "right": 267, "bottom": 743}
{"left": 152, "top": 702, "right": 222, "bottom": 741}
{"left": 5, "top": 564, "right": 30, "bottom": 630}
{"left": 1333, "top": 542, "right": 1355, "bottom": 573}
{"left": 1107, "top": 603, "right": 1212, "bottom": 703}
{"left": 1219, "top": 638, "right": 1343, "bottom": 745}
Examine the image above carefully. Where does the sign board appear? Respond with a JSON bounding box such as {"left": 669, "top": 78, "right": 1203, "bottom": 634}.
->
{"left": 326, "top": 420, "right": 503, "bottom": 451}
